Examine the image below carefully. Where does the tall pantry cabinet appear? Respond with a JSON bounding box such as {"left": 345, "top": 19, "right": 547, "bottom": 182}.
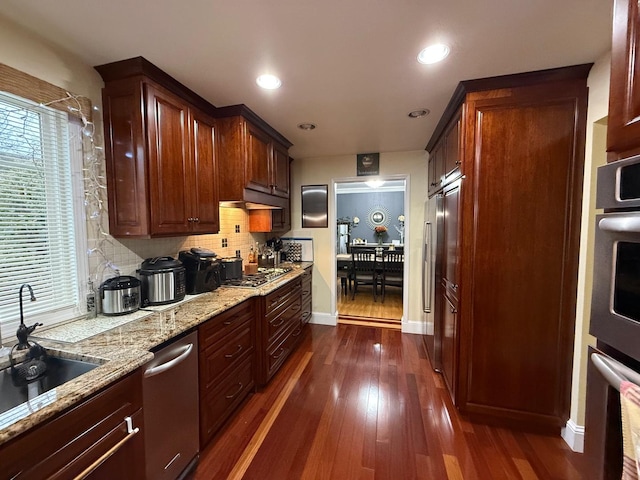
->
{"left": 426, "top": 64, "right": 591, "bottom": 432}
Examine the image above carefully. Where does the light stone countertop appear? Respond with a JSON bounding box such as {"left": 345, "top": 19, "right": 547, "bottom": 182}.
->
{"left": 0, "top": 262, "right": 312, "bottom": 446}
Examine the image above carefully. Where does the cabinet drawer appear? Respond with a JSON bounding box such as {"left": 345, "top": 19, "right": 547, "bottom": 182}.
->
{"left": 200, "top": 324, "right": 254, "bottom": 390}
{"left": 266, "top": 298, "right": 302, "bottom": 344}
{"left": 199, "top": 299, "right": 254, "bottom": 349}
{"left": 301, "top": 275, "right": 312, "bottom": 304}
{"left": 0, "top": 371, "right": 144, "bottom": 480}
{"left": 265, "top": 320, "right": 304, "bottom": 381}
{"left": 265, "top": 279, "right": 301, "bottom": 316}
{"left": 301, "top": 299, "right": 312, "bottom": 325}
{"left": 200, "top": 358, "right": 254, "bottom": 445}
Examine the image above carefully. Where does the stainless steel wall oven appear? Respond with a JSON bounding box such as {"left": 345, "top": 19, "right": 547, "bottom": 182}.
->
{"left": 586, "top": 154, "right": 640, "bottom": 479}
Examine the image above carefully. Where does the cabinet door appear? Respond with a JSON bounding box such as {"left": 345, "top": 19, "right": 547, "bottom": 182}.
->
{"left": 271, "top": 143, "right": 290, "bottom": 198}
{"left": 428, "top": 142, "right": 445, "bottom": 196}
{"left": 146, "top": 84, "right": 191, "bottom": 235}
{"left": 442, "top": 293, "right": 458, "bottom": 400}
{"left": 190, "top": 109, "right": 220, "bottom": 233}
{"left": 102, "top": 81, "right": 149, "bottom": 237}
{"left": 245, "top": 121, "right": 272, "bottom": 195}
{"left": 443, "top": 110, "right": 461, "bottom": 181}
{"left": 608, "top": 0, "right": 640, "bottom": 158}
{"left": 443, "top": 180, "right": 461, "bottom": 301}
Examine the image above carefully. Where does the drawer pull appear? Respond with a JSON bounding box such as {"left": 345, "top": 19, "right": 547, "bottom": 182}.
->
{"left": 224, "top": 344, "right": 243, "bottom": 359}
{"left": 223, "top": 319, "right": 235, "bottom": 326}
{"left": 73, "top": 416, "right": 140, "bottom": 480}
{"left": 272, "top": 317, "right": 286, "bottom": 328}
{"left": 292, "top": 327, "right": 302, "bottom": 337}
{"left": 272, "top": 347, "right": 286, "bottom": 359}
{"left": 225, "top": 382, "right": 244, "bottom": 399}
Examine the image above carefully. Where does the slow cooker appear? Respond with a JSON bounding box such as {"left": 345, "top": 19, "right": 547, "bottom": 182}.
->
{"left": 100, "top": 276, "right": 141, "bottom": 315}
{"left": 220, "top": 257, "right": 243, "bottom": 281}
{"left": 138, "top": 256, "right": 186, "bottom": 306}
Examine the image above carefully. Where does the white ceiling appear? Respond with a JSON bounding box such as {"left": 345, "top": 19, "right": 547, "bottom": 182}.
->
{"left": 0, "top": 0, "right": 613, "bottom": 160}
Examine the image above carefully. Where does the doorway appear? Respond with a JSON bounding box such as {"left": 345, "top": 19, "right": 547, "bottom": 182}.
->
{"left": 333, "top": 177, "right": 407, "bottom": 327}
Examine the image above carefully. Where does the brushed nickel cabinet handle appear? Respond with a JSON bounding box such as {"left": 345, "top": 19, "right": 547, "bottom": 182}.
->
{"left": 73, "top": 416, "right": 140, "bottom": 480}
{"left": 272, "top": 347, "right": 286, "bottom": 359}
{"left": 225, "top": 382, "right": 244, "bottom": 399}
{"left": 224, "top": 344, "right": 243, "bottom": 359}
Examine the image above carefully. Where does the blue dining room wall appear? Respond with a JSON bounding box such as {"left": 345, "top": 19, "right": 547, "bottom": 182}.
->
{"left": 337, "top": 191, "right": 404, "bottom": 244}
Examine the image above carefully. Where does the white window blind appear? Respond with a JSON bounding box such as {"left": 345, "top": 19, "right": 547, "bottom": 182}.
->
{"left": 0, "top": 91, "right": 86, "bottom": 342}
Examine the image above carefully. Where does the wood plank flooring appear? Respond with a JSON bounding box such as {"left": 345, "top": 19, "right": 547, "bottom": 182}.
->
{"left": 191, "top": 324, "right": 587, "bottom": 479}
{"left": 337, "top": 281, "right": 403, "bottom": 322}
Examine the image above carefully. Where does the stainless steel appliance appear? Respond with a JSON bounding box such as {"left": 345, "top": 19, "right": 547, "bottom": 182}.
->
{"left": 223, "top": 266, "right": 292, "bottom": 287}
{"left": 138, "top": 257, "right": 186, "bottom": 306}
{"left": 423, "top": 193, "right": 443, "bottom": 372}
{"left": 586, "top": 154, "right": 640, "bottom": 478}
{"left": 99, "top": 276, "right": 141, "bottom": 315}
{"left": 143, "top": 330, "right": 199, "bottom": 480}
{"left": 591, "top": 155, "right": 640, "bottom": 360}
{"left": 179, "top": 248, "right": 221, "bottom": 294}
{"left": 220, "top": 257, "right": 243, "bottom": 280}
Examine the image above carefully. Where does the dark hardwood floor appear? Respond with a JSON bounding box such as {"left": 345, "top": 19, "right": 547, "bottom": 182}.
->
{"left": 192, "top": 324, "right": 587, "bottom": 479}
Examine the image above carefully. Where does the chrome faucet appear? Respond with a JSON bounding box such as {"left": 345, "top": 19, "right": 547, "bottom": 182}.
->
{"left": 16, "top": 284, "right": 42, "bottom": 350}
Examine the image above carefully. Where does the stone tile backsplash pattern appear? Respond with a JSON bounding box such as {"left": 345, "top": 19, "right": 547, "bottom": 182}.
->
{"left": 88, "top": 207, "right": 264, "bottom": 283}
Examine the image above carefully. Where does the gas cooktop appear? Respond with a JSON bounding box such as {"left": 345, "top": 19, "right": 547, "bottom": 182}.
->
{"left": 223, "top": 266, "right": 293, "bottom": 288}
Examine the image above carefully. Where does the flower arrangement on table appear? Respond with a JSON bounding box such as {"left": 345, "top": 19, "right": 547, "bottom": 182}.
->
{"left": 374, "top": 225, "right": 388, "bottom": 244}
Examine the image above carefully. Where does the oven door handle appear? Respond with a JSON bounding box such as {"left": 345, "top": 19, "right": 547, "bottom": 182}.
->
{"left": 591, "top": 352, "right": 640, "bottom": 391}
{"left": 598, "top": 215, "right": 640, "bottom": 234}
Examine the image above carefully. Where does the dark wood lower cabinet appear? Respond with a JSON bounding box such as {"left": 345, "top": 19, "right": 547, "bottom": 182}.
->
{"left": 198, "top": 299, "right": 256, "bottom": 447}
{"left": 0, "top": 370, "right": 145, "bottom": 480}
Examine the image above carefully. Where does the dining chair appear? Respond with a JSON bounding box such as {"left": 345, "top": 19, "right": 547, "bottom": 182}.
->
{"left": 351, "top": 248, "right": 380, "bottom": 301}
{"left": 380, "top": 251, "right": 404, "bottom": 303}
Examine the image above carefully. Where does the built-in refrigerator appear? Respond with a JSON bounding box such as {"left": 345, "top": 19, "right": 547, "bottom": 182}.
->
{"left": 423, "top": 193, "right": 443, "bottom": 372}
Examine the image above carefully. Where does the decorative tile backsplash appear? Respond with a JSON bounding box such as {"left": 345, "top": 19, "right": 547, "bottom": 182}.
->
{"left": 88, "top": 207, "right": 264, "bottom": 283}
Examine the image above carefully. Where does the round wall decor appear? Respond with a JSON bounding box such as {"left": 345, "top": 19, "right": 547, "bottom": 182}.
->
{"left": 365, "top": 205, "right": 391, "bottom": 230}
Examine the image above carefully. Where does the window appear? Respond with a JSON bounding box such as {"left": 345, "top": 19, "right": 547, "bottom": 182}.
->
{"left": 0, "top": 91, "right": 87, "bottom": 342}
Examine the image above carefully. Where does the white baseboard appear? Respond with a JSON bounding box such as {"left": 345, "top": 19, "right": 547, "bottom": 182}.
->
{"left": 561, "top": 419, "right": 584, "bottom": 452}
{"left": 309, "top": 312, "right": 337, "bottom": 326}
{"left": 402, "top": 320, "right": 427, "bottom": 335}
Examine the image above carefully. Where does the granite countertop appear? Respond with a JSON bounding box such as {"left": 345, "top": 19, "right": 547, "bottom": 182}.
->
{"left": 0, "top": 262, "right": 312, "bottom": 446}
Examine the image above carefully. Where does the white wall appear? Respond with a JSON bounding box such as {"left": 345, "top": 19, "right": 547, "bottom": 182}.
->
{"left": 564, "top": 51, "right": 610, "bottom": 452}
{"left": 290, "top": 150, "right": 427, "bottom": 330}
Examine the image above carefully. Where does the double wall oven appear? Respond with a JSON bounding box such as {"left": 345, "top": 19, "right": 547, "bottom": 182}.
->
{"left": 586, "top": 154, "right": 640, "bottom": 479}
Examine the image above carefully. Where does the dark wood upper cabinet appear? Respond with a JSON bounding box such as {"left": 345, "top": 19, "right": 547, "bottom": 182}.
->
{"left": 608, "top": 0, "right": 640, "bottom": 160}
{"left": 215, "top": 104, "right": 292, "bottom": 208}
{"left": 95, "top": 57, "right": 220, "bottom": 238}
{"left": 426, "top": 64, "right": 591, "bottom": 432}
{"left": 427, "top": 107, "right": 462, "bottom": 196}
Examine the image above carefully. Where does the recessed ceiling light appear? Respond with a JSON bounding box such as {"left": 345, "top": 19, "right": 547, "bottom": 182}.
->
{"left": 408, "top": 109, "right": 430, "bottom": 118}
{"left": 298, "top": 123, "right": 317, "bottom": 130}
{"left": 256, "top": 74, "right": 282, "bottom": 89}
{"left": 417, "top": 44, "right": 450, "bottom": 64}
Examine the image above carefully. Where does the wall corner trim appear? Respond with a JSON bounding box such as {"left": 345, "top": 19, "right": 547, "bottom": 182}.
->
{"left": 402, "top": 320, "right": 427, "bottom": 335}
{"left": 561, "top": 419, "right": 585, "bottom": 452}
{"left": 309, "top": 312, "right": 337, "bottom": 326}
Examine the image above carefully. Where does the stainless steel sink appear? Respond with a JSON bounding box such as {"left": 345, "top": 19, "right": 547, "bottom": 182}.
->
{"left": 0, "top": 354, "right": 101, "bottom": 421}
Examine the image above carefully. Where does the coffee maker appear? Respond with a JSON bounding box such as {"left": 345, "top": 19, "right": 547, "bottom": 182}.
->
{"left": 178, "top": 248, "right": 221, "bottom": 294}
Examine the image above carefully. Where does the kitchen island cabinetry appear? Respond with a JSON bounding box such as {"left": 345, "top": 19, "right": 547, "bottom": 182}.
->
{"left": 198, "top": 299, "right": 256, "bottom": 446}
{"left": 607, "top": 0, "right": 640, "bottom": 160}
{"left": 0, "top": 370, "right": 145, "bottom": 479}
{"left": 426, "top": 65, "right": 590, "bottom": 432}
{"left": 96, "top": 57, "right": 220, "bottom": 237}
{"left": 216, "top": 104, "right": 293, "bottom": 208}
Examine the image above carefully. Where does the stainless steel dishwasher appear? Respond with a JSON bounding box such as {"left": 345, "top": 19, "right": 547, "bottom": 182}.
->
{"left": 143, "top": 330, "right": 199, "bottom": 480}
